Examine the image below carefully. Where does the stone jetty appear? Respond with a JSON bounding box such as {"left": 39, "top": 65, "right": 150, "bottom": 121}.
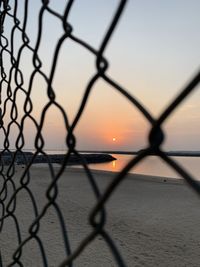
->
{"left": 0, "top": 152, "right": 116, "bottom": 165}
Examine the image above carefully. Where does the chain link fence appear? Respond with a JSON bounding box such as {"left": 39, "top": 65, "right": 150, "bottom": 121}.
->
{"left": 0, "top": 0, "right": 200, "bottom": 266}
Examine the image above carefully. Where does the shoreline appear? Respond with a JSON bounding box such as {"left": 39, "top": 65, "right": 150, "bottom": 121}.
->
{"left": 67, "top": 167, "right": 184, "bottom": 184}
{"left": 4, "top": 152, "right": 198, "bottom": 183}
{"left": 30, "top": 164, "right": 185, "bottom": 185}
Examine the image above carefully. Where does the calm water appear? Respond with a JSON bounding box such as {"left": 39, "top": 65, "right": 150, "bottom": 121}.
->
{"left": 76, "top": 154, "right": 200, "bottom": 181}
{"left": 37, "top": 150, "right": 200, "bottom": 180}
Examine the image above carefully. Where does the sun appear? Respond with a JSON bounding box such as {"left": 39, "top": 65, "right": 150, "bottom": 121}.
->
{"left": 112, "top": 137, "right": 116, "bottom": 142}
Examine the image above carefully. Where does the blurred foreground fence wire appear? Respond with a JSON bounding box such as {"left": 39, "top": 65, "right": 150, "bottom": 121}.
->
{"left": 0, "top": 0, "right": 200, "bottom": 266}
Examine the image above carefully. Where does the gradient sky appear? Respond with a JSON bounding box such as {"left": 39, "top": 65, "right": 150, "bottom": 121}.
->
{"left": 2, "top": 0, "right": 200, "bottom": 151}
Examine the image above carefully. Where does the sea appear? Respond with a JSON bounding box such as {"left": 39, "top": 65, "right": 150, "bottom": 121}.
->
{"left": 43, "top": 150, "right": 200, "bottom": 181}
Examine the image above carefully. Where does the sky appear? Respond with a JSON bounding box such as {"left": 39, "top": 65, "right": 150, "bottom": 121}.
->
{"left": 1, "top": 0, "right": 200, "bottom": 151}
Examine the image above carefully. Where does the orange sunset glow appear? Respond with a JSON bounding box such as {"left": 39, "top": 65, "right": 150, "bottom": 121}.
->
{"left": 9, "top": 0, "right": 200, "bottom": 153}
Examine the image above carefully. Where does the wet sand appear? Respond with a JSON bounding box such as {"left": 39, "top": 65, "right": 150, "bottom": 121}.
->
{"left": 0, "top": 166, "right": 200, "bottom": 267}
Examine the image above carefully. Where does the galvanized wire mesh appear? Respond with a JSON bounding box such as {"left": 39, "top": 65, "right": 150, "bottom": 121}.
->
{"left": 0, "top": 0, "right": 200, "bottom": 266}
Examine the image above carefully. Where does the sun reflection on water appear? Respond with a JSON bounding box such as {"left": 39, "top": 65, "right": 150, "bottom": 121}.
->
{"left": 112, "top": 160, "right": 116, "bottom": 169}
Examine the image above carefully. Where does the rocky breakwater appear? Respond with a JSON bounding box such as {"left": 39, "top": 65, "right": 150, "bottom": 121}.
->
{"left": 0, "top": 152, "right": 116, "bottom": 165}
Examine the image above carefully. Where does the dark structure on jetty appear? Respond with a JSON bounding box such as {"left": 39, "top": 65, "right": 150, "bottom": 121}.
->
{"left": 0, "top": 152, "right": 116, "bottom": 165}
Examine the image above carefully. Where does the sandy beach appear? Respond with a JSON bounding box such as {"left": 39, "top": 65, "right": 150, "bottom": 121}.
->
{"left": 1, "top": 166, "right": 200, "bottom": 267}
